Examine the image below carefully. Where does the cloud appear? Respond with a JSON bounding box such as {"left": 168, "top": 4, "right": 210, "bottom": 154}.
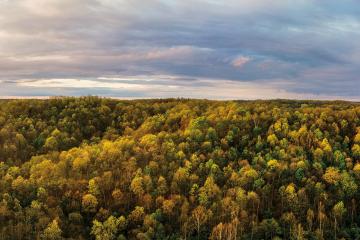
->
{"left": 0, "top": 0, "right": 360, "bottom": 99}
{"left": 145, "top": 46, "right": 200, "bottom": 60}
{"left": 231, "top": 56, "right": 252, "bottom": 68}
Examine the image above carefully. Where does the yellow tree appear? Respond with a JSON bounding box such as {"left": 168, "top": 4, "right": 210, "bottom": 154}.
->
{"left": 192, "top": 206, "right": 211, "bottom": 240}
{"left": 333, "top": 201, "right": 346, "bottom": 239}
{"left": 41, "top": 220, "right": 62, "bottom": 240}
{"left": 82, "top": 194, "right": 98, "bottom": 213}
{"left": 322, "top": 167, "right": 341, "bottom": 186}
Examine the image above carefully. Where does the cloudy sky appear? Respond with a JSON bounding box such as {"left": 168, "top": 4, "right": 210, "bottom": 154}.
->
{"left": 0, "top": 0, "right": 360, "bottom": 100}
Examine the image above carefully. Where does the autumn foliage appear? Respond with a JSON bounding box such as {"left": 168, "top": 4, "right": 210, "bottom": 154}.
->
{"left": 0, "top": 97, "right": 360, "bottom": 239}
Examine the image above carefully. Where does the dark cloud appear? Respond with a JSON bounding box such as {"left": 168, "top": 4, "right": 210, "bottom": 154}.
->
{"left": 0, "top": 0, "right": 359, "bottom": 99}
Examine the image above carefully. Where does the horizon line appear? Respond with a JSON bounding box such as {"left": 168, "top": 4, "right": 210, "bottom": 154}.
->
{"left": 0, "top": 95, "right": 359, "bottom": 103}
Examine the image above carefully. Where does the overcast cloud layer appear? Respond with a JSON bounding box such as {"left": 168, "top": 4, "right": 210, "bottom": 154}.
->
{"left": 0, "top": 0, "right": 360, "bottom": 100}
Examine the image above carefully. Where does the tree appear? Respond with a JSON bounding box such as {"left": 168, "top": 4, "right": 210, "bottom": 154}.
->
{"left": 267, "top": 134, "right": 278, "bottom": 147}
{"left": 353, "top": 163, "right": 360, "bottom": 178}
{"left": 267, "top": 159, "right": 280, "bottom": 171}
{"left": 306, "top": 209, "right": 314, "bottom": 231}
{"left": 333, "top": 201, "right": 346, "bottom": 239}
{"left": 44, "top": 136, "right": 58, "bottom": 151}
{"left": 91, "top": 216, "right": 126, "bottom": 240}
{"left": 156, "top": 176, "right": 168, "bottom": 195}
{"left": 323, "top": 167, "right": 341, "bottom": 185}
{"left": 352, "top": 144, "right": 360, "bottom": 159}
{"left": 192, "top": 206, "right": 211, "bottom": 240}
{"left": 41, "top": 220, "right": 62, "bottom": 240}
{"left": 162, "top": 199, "right": 175, "bottom": 216}
{"left": 130, "top": 175, "right": 145, "bottom": 197}
{"left": 313, "top": 148, "right": 324, "bottom": 162}
{"left": 198, "top": 176, "right": 220, "bottom": 206}
{"left": 89, "top": 178, "right": 100, "bottom": 196}
{"left": 128, "top": 206, "right": 145, "bottom": 225}
{"left": 340, "top": 172, "right": 358, "bottom": 197}
{"left": 258, "top": 218, "right": 281, "bottom": 239}
{"left": 73, "top": 153, "right": 90, "bottom": 174}
{"left": 82, "top": 194, "right": 98, "bottom": 213}
{"left": 320, "top": 138, "right": 332, "bottom": 153}
{"left": 354, "top": 133, "right": 360, "bottom": 144}
{"left": 210, "top": 223, "right": 226, "bottom": 240}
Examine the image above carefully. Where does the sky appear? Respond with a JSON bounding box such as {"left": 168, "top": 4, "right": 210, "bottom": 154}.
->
{"left": 0, "top": 0, "right": 360, "bottom": 100}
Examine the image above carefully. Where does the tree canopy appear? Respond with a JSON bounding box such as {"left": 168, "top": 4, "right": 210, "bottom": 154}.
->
{"left": 0, "top": 97, "right": 360, "bottom": 239}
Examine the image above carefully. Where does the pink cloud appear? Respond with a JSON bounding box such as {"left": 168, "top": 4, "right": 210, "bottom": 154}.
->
{"left": 231, "top": 56, "right": 251, "bottom": 68}
{"left": 145, "top": 46, "right": 195, "bottom": 60}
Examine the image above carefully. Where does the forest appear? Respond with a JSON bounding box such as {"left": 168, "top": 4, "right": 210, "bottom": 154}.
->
{"left": 1, "top": 97, "right": 360, "bottom": 240}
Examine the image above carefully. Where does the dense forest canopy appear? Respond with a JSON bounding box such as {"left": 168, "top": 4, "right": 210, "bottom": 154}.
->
{"left": 1, "top": 97, "right": 360, "bottom": 239}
